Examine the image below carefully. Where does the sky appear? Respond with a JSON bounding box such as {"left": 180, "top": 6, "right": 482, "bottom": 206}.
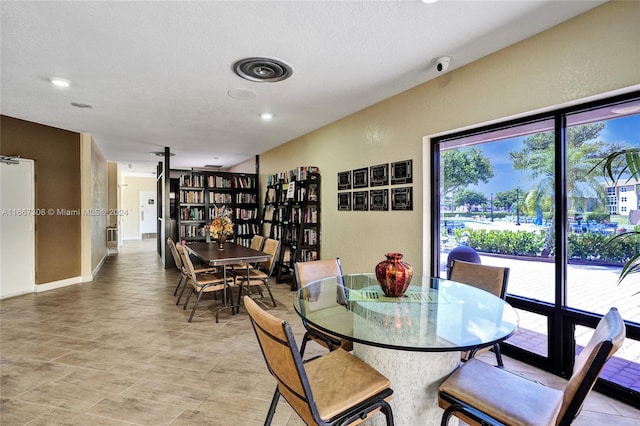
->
{"left": 467, "top": 114, "right": 640, "bottom": 196}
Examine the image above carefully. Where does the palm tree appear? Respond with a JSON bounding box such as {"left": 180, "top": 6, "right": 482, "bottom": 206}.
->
{"left": 593, "top": 147, "right": 640, "bottom": 283}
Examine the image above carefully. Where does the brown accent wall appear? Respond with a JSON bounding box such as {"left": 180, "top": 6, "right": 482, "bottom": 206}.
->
{"left": 1, "top": 115, "right": 81, "bottom": 283}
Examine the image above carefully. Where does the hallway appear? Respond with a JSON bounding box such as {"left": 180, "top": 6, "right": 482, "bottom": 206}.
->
{"left": 1, "top": 240, "right": 639, "bottom": 425}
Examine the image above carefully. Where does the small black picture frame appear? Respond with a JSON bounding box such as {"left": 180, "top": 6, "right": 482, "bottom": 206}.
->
{"left": 338, "top": 192, "right": 351, "bottom": 211}
{"left": 391, "top": 159, "right": 413, "bottom": 185}
{"left": 391, "top": 187, "right": 413, "bottom": 211}
{"left": 369, "top": 163, "right": 389, "bottom": 187}
{"left": 353, "top": 191, "right": 368, "bottom": 211}
{"left": 369, "top": 189, "right": 389, "bottom": 211}
{"left": 352, "top": 167, "right": 369, "bottom": 189}
{"left": 337, "top": 171, "right": 351, "bottom": 191}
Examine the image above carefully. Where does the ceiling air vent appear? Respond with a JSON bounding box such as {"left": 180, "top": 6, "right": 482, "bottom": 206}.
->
{"left": 233, "top": 57, "right": 293, "bottom": 82}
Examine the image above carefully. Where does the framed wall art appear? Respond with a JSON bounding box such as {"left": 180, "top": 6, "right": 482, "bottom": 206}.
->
{"left": 369, "top": 163, "right": 389, "bottom": 187}
{"left": 353, "top": 191, "right": 368, "bottom": 211}
{"left": 391, "top": 187, "right": 413, "bottom": 210}
{"left": 337, "top": 192, "right": 351, "bottom": 211}
{"left": 369, "top": 189, "right": 389, "bottom": 211}
{"left": 391, "top": 159, "right": 413, "bottom": 185}
{"left": 352, "top": 167, "right": 369, "bottom": 189}
{"left": 337, "top": 170, "right": 351, "bottom": 190}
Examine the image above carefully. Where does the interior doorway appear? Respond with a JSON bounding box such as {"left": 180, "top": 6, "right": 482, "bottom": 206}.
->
{"left": 139, "top": 190, "right": 157, "bottom": 239}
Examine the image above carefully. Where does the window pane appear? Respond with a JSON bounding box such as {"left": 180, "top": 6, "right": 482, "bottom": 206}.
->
{"left": 565, "top": 111, "right": 640, "bottom": 323}
{"left": 576, "top": 325, "right": 640, "bottom": 393}
{"left": 504, "top": 308, "right": 548, "bottom": 357}
{"left": 439, "top": 119, "right": 556, "bottom": 304}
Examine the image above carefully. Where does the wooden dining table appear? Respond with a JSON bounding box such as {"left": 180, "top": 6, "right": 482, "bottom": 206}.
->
{"left": 187, "top": 241, "right": 272, "bottom": 320}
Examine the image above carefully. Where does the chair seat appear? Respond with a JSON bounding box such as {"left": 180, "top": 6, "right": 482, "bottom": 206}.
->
{"left": 192, "top": 272, "right": 233, "bottom": 292}
{"left": 438, "top": 358, "right": 563, "bottom": 426}
{"left": 303, "top": 348, "right": 391, "bottom": 422}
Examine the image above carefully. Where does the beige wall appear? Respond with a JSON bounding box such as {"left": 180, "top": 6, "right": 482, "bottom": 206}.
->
{"left": 89, "top": 138, "right": 108, "bottom": 273}
{"left": 259, "top": 1, "right": 640, "bottom": 275}
{"left": 121, "top": 176, "right": 156, "bottom": 240}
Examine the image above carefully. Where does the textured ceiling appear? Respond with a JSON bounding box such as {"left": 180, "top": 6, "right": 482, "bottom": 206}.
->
{"left": 0, "top": 1, "right": 605, "bottom": 176}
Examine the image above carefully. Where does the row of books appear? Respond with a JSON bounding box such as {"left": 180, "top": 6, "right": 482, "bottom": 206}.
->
{"left": 302, "top": 229, "right": 318, "bottom": 245}
{"left": 234, "top": 208, "right": 258, "bottom": 220}
{"left": 207, "top": 176, "right": 233, "bottom": 188}
{"left": 179, "top": 175, "right": 205, "bottom": 188}
{"left": 179, "top": 207, "right": 204, "bottom": 221}
{"left": 209, "top": 192, "right": 232, "bottom": 204}
{"left": 235, "top": 223, "right": 260, "bottom": 236}
{"left": 298, "top": 249, "right": 319, "bottom": 262}
{"left": 233, "top": 176, "right": 256, "bottom": 188}
{"left": 235, "top": 193, "right": 257, "bottom": 204}
{"left": 179, "top": 224, "right": 206, "bottom": 238}
{"left": 180, "top": 190, "right": 204, "bottom": 204}
{"left": 266, "top": 166, "right": 319, "bottom": 185}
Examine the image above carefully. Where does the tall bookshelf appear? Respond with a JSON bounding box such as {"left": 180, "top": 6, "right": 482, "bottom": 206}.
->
{"left": 261, "top": 167, "right": 320, "bottom": 289}
{"left": 172, "top": 170, "right": 259, "bottom": 245}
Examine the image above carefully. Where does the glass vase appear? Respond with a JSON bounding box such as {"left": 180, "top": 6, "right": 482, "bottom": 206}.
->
{"left": 375, "top": 252, "right": 414, "bottom": 297}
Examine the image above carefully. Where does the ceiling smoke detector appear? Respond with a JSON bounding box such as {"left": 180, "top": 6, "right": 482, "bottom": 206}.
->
{"left": 233, "top": 57, "right": 293, "bottom": 82}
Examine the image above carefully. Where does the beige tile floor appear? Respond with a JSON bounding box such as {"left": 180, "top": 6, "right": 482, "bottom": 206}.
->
{"left": 1, "top": 239, "right": 639, "bottom": 425}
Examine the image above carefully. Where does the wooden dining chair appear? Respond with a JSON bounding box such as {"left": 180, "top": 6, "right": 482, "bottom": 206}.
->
{"left": 244, "top": 295, "right": 395, "bottom": 425}
{"left": 448, "top": 259, "right": 510, "bottom": 367}
{"left": 234, "top": 237, "right": 279, "bottom": 308}
{"left": 438, "top": 307, "right": 625, "bottom": 426}
{"left": 294, "top": 258, "right": 353, "bottom": 357}
{"left": 179, "top": 244, "right": 234, "bottom": 322}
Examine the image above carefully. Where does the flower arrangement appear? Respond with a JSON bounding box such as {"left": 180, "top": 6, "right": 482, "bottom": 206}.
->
{"left": 209, "top": 205, "right": 234, "bottom": 240}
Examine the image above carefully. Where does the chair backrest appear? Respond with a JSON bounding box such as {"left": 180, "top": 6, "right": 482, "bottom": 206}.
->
{"left": 249, "top": 235, "right": 265, "bottom": 251}
{"left": 244, "top": 295, "right": 319, "bottom": 424}
{"left": 446, "top": 246, "right": 481, "bottom": 279}
{"left": 557, "top": 307, "right": 625, "bottom": 425}
{"left": 294, "top": 258, "right": 343, "bottom": 287}
{"left": 167, "top": 237, "right": 183, "bottom": 271}
{"left": 259, "top": 238, "right": 280, "bottom": 275}
{"left": 449, "top": 260, "right": 509, "bottom": 298}
{"left": 177, "top": 244, "right": 198, "bottom": 284}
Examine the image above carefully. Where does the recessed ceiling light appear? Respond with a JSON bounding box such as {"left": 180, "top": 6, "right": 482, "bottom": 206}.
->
{"left": 149, "top": 151, "right": 176, "bottom": 157}
{"left": 260, "top": 112, "right": 274, "bottom": 120}
{"left": 50, "top": 77, "right": 71, "bottom": 88}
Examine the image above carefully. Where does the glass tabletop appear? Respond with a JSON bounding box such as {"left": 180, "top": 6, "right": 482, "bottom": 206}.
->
{"left": 293, "top": 273, "right": 519, "bottom": 352}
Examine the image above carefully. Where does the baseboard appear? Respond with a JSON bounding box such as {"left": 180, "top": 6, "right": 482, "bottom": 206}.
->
{"left": 35, "top": 276, "right": 84, "bottom": 293}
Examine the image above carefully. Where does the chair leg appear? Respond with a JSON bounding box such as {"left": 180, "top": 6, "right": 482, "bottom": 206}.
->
{"left": 299, "top": 332, "right": 310, "bottom": 356}
{"left": 173, "top": 275, "right": 184, "bottom": 296}
{"left": 183, "top": 287, "right": 194, "bottom": 309}
{"left": 264, "top": 386, "right": 280, "bottom": 425}
{"left": 188, "top": 290, "right": 205, "bottom": 322}
{"left": 176, "top": 278, "right": 190, "bottom": 305}
{"left": 493, "top": 343, "right": 504, "bottom": 367}
{"left": 262, "top": 280, "right": 277, "bottom": 307}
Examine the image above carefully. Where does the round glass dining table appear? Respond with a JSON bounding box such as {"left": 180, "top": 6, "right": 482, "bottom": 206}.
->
{"left": 293, "top": 273, "right": 519, "bottom": 426}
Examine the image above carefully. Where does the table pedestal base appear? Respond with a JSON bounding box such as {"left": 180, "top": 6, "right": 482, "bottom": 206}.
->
{"left": 354, "top": 343, "right": 460, "bottom": 426}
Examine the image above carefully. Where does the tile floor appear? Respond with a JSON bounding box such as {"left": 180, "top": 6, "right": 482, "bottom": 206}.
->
{"left": 1, "top": 239, "right": 639, "bottom": 425}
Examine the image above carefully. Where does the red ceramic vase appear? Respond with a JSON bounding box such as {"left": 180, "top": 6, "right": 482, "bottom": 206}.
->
{"left": 375, "top": 253, "right": 414, "bottom": 297}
